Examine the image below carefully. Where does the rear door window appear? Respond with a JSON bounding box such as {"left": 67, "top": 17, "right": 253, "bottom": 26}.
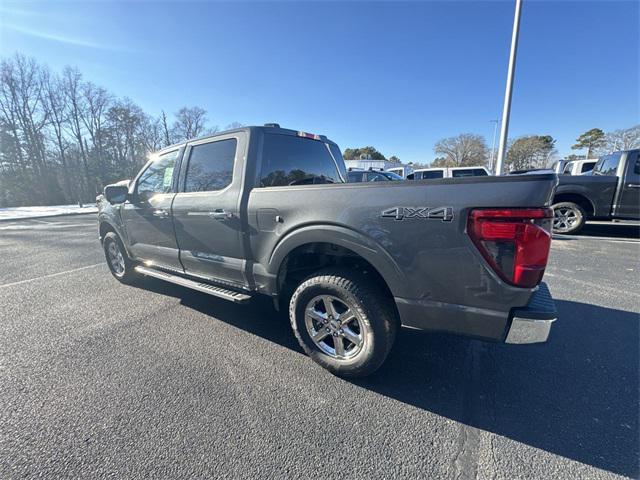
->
{"left": 581, "top": 162, "right": 595, "bottom": 173}
{"left": 594, "top": 153, "right": 621, "bottom": 175}
{"left": 259, "top": 134, "right": 343, "bottom": 187}
{"left": 452, "top": 168, "right": 487, "bottom": 177}
{"left": 184, "top": 139, "right": 237, "bottom": 192}
{"left": 347, "top": 171, "right": 364, "bottom": 182}
{"left": 626, "top": 151, "right": 640, "bottom": 178}
{"left": 422, "top": 170, "right": 444, "bottom": 179}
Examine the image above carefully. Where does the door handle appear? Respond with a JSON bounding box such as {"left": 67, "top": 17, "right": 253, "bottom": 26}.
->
{"left": 209, "top": 209, "right": 233, "bottom": 220}
{"left": 627, "top": 184, "right": 640, "bottom": 188}
{"left": 152, "top": 209, "right": 169, "bottom": 218}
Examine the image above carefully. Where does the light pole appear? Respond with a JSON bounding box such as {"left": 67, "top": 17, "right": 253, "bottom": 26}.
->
{"left": 490, "top": 119, "right": 499, "bottom": 173}
{"left": 494, "top": 0, "right": 523, "bottom": 175}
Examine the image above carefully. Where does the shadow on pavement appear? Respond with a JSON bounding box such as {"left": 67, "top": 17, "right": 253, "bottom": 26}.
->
{"left": 356, "top": 300, "right": 639, "bottom": 478}
{"left": 579, "top": 222, "right": 639, "bottom": 239}
{"left": 134, "top": 278, "right": 639, "bottom": 477}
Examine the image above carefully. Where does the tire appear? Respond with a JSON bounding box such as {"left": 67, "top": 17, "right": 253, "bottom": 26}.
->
{"left": 551, "top": 201, "right": 587, "bottom": 234}
{"left": 289, "top": 268, "right": 398, "bottom": 378}
{"left": 103, "top": 231, "right": 139, "bottom": 284}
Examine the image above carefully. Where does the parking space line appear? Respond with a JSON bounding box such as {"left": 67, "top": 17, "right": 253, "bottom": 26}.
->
{"left": 553, "top": 236, "right": 639, "bottom": 244}
{"left": 0, "top": 223, "right": 91, "bottom": 231}
{"left": 0, "top": 263, "right": 104, "bottom": 289}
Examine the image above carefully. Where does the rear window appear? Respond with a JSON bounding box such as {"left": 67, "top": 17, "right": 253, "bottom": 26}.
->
{"left": 594, "top": 153, "right": 621, "bottom": 176}
{"left": 421, "top": 170, "right": 444, "bottom": 179}
{"left": 581, "top": 162, "right": 595, "bottom": 173}
{"left": 259, "top": 134, "right": 343, "bottom": 187}
{"left": 452, "top": 168, "right": 487, "bottom": 177}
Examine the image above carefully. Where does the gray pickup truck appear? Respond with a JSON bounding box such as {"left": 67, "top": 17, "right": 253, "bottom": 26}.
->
{"left": 551, "top": 149, "right": 640, "bottom": 234}
{"left": 98, "top": 125, "right": 558, "bottom": 377}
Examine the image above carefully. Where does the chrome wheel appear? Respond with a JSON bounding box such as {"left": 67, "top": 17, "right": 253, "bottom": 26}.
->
{"left": 553, "top": 206, "right": 582, "bottom": 233}
{"left": 107, "top": 240, "right": 126, "bottom": 276}
{"left": 304, "top": 295, "right": 367, "bottom": 360}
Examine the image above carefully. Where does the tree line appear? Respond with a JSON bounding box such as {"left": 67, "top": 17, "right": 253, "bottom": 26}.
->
{"left": 0, "top": 54, "right": 237, "bottom": 207}
{"left": 1, "top": 52, "right": 639, "bottom": 207}
{"left": 344, "top": 126, "right": 639, "bottom": 171}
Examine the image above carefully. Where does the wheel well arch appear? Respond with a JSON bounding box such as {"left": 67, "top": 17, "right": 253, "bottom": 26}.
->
{"left": 276, "top": 242, "right": 396, "bottom": 308}
{"left": 552, "top": 193, "right": 594, "bottom": 217}
{"left": 99, "top": 220, "right": 116, "bottom": 240}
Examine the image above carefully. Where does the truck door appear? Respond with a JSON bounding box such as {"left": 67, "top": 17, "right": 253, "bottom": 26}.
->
{"left": 616, "top": 150, "right": 640, "bottom": 219}
{"left": 121, "top": 148, "right": 182, "bottom": 270}
{"left": 171, "top": 133, "right": 247, "bottom": 287}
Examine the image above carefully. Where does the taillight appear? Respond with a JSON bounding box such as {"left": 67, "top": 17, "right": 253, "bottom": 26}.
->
{"left": 467, "top": 208, "right": 553, "bottom": 288}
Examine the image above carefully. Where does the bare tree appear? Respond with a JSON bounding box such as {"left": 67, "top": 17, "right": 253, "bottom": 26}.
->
{"left": 160, "top": 110, "right": 172, "bottom": 147}
{"left": 0, "top": 58, "right": 26, "bottom": 172}
{"left": 62, "top": 66, "right": 92, "bottom": 198}
{"left": 103, "top": 98, "right": 149, "bottom": 179}
{"left": 0, "top": 54, "right": 64, "bottom": 203}
{"left": 140, "top": 114, "right": 165, "bottom": 153}
{"left": 600, "top": 125, "right": 640, "bottom": 153}
{"left": 172, "top": 106, "right": 209, "bottom": 141}
{"left": 433, "top": 133, "right": 489, "bottom": 167}
{"left": 80, "top": 82, "right": 111, "bottom": 173}
{"left": 42, "top": 70, "right": 76, "bottom": 201}
{"left": 0, "top": 54, "right": 238, "bottom": 207}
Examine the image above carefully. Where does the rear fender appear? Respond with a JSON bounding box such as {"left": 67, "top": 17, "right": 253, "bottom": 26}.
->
{"left": 267, "top": 224, "right": 408, "bottom": 297}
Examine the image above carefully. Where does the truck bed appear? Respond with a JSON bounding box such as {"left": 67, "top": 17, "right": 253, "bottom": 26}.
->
{"left": 247, "top": 173, "right": 558, "bottom": 340}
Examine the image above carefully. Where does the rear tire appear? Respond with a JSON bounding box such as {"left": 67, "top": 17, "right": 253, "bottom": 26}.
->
{"left": 103, "top": 231, "right": 139, "bottom": 284}
{"left": 552, "top": 201, "right": 586, "bottom": 234}
{"left": 289, "top": 268, "right": 398, "bottom": 378}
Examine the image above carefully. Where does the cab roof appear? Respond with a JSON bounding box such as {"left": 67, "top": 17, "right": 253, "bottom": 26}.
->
{"left": 157, "top": 124, "right": 336, "bottom": 155}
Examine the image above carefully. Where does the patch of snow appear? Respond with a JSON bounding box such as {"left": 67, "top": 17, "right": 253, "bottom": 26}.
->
{"left": 0, "top": 204, "right": 98, "bottom": 221}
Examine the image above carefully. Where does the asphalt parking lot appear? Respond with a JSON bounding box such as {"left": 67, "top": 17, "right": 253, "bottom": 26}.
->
{"left": 1, "top": 215, "right": 638, "bottom": 479}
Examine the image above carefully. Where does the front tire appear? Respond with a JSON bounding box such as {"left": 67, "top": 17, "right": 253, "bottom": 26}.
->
{"left": 103, "top": 231, "right": 139, "bottom": 284}
{"left": 552, "top": 201, "right": 586, "bottom": 234}
{"left": 289, "top": 268, "right": 398, "bottom": 378}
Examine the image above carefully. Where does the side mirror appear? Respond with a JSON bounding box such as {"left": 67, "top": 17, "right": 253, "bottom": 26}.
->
{"left": 104, "top": 184, "right": 129, "bottom": 204}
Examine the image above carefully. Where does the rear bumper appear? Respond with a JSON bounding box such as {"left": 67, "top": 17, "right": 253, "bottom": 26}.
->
{"left": 505, "top": 282, "right": 557, "bottom": 344}
{"left": 394, "top": 282, "right": 557, "bottom": 344}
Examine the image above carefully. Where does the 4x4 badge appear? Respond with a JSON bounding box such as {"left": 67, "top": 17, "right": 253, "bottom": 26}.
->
{"left": 381, "top": 206, "right": 454, "bottom": 221}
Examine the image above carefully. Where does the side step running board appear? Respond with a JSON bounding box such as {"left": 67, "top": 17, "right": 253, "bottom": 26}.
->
{"left": 134, "top": 266, "right": 252, "bottom": 303}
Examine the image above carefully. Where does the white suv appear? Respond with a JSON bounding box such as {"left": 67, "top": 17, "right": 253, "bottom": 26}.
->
{"left": 407, "top": 166, "right": 489, "bottom": 180}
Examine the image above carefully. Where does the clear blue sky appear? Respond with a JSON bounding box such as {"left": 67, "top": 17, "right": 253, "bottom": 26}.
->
{"left": 1, "top": 1, "right": 638, "bottom": 163}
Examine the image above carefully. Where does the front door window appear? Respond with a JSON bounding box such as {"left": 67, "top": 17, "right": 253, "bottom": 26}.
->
{"left": 136, "top": 150, "right": 179, "bottom": 201}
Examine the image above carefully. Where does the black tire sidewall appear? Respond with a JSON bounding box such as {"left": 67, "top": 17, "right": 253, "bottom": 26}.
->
{"left": 289, "top": 270, "right": 396, "bottom": 377}
{"left": 103, "top": 232, "right": 135, "bottom": 283}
